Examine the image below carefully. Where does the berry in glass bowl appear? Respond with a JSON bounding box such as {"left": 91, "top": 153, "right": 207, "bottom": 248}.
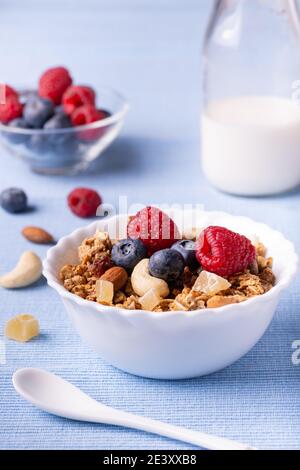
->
{"left": 0, "top": 67, "right": 129, "bottom": 175}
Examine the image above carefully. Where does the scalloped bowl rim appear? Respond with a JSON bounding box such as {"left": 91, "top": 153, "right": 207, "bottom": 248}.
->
{"left": 43, "top": 210, "right": 299, "bottom": 321}
{"left": 0, "top": 86, "right": 129, "bottom": 135}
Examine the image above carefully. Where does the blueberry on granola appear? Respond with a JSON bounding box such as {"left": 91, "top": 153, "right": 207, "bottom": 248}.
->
{"left": 112, "top": 238, "right": 147, "bottom": 272}
{"left": 172, "top": 240, "right": 198, "bottom": 269}
{"left": 149, "top": 249, "right": 185, "bottom": 283}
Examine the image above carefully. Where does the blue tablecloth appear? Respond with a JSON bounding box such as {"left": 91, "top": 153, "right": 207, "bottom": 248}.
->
{"left": 0, "top": 0, "right": 299, "bottom": 450}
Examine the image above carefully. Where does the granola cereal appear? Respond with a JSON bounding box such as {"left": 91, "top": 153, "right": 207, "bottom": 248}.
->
{"left": 60, "top": 220, "right": 276, "bottom": 312}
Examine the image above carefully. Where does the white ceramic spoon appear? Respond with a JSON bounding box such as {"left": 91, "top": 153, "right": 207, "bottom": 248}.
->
{"left": 13, "top": 368, "right": 256, "bottom": 451}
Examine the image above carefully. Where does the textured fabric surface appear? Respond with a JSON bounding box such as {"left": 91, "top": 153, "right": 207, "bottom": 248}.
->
{"left": 0, "top": 0, "right": 299, "bottom": 450}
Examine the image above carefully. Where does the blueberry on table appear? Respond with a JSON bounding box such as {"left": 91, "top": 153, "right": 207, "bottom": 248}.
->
{"left": 6, "top": 118, "right": 31, "bottom": 144}
{"left": 23, "top": 96, "right": 54, "bottom": 128}
{"left": 112, "top": 238, "right": 148, "bottom": 272}
{"left": 149, "top": 249, "right": 185, "bottom": 282}
{"left": 0, "top": 187, "right": 28, "bottom": 213}
{"left": 172, "top": 240, "right": 198, "bottom": 269}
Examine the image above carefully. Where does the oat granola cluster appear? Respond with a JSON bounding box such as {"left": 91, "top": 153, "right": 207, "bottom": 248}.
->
{"left": 60, "top": 229, "right": 275, "bottom": 312}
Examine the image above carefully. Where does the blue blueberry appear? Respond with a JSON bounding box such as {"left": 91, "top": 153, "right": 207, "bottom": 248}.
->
{"left": 44, "top": 112, "right": 72, "bottom": 131}
{"left": 54, "top": 136, "right": 79, "bottom": 158}
{"left": 44, "top": 112, "right": 73, "bottom": 146}
{"left": 112, "top": 238, "right": 147, "bottom": 272}
{"left": 54, "top": 105, "right": 65, "bottom": 115}
{"left": 0, "top": 187, "right": 28, "bottom": 213}
{"left": 6, "top": 118, "right": 31, "bottom": 144}
{"left": 172, "top": 240, "right": 198, "bottom": 269}
{"left": 23, "top": 96, "right": 54, "bottom": 128}
{"left": 27, "top": 133, "right": 50, "bottom": 154}
{"left": 149, "top": 249, "right": 185, "bottom": 282}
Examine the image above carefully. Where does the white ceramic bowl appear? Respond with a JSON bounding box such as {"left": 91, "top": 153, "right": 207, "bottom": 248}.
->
{"left": 43, "top": 210, "right": 299, "bottom": 380}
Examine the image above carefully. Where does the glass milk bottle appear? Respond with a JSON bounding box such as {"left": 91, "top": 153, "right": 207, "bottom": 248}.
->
{"left": 202, "top": 0, "right": 300, "bottom": 195}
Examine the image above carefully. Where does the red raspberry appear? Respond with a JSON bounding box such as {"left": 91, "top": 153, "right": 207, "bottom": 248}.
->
{"left": 67, "top": 187, "right": 102, "bottom": 218}
{"left": 71, "top": 105, "right": 108, "bottom": 141}
{"left": 1, "top": 84, "right": 18, "bottom": 101}
{"left": 39, "top": 67, "right": 72, "bottom": 105}
{"left": 127, "top": 206, "right": 180, "bottom": 256}
{"left": 88, "top": 256, "right": 113, "bottom": 277}
{"left": 62, "top": 86, "right": 95, "bottom": 115}
{"left": 196, "top": 226, "right": 256, "bottom": 277}
{"left": 0, "top": 96, "right": 23, "bottom": 123}
{"left": 71, "top": 105, "right": 106, "bottom": 126}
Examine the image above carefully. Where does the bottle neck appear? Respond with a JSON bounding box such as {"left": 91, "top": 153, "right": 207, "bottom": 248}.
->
{"left": 217, "top": 0, "right": 298, "bottom": 13}
{"left": 262, "top": 0, "right": 293, "bottom": 12}
{"left": 287, "top": 0, "right": 300, "bottom": 27}
{"left": 214, "top": 0, "right": 300, "bottom": 34}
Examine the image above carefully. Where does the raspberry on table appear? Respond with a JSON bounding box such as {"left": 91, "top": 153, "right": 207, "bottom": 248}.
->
{"left": 62, "top": 86, "right": 95, "bottom": 115}
{"left": 196, "top": 226, "right": 256, "bottom": 277}
{"left": 39, "top": 66, "right": 73, "bottom": 105}
{"left": 127, "top": 206, "right": 180, "bottom": 256}
{"left": 0, "top": 96, "right": 23, "bottom": 123}
{"left": 67, "top": 187, "right": 102, "bottom": 218}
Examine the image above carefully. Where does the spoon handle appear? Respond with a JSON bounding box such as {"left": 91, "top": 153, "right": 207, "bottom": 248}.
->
{"left": 92, "top": 408, "right": 256, "bottom": 451}
{"left": 12, "top": 368, "right": 256, "bottom": 450}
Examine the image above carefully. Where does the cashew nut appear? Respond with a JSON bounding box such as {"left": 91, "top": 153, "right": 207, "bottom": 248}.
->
{"left": 0, "top": 251, "right": 43, "bottom": 289}
{"left": 131, "top": 259, "right": 169, "bottom": 298}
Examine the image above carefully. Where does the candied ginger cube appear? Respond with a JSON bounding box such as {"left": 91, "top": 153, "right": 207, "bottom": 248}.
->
{"left": 96, "top": 279, "right": 114, "bottom": 304}
{"left": 5, "top": 314, "right": 39, "bottom": 342}
{"left": 139, "top": 289, "right": 162, "bottom": 311}
{"left": 193, "top": 271, "right": 231, "bottom": 296}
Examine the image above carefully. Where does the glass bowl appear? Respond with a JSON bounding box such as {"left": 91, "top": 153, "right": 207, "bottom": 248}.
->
{"left": 0, "top": 87, "right": 129, "bottom": 175}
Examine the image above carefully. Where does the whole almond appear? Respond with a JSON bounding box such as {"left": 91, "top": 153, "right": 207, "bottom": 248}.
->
{"left": 22, "top": 226, "right": 54, "bottom": 245}
{"left": 100, "top": 266, "right": 128, "bottom": 292}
